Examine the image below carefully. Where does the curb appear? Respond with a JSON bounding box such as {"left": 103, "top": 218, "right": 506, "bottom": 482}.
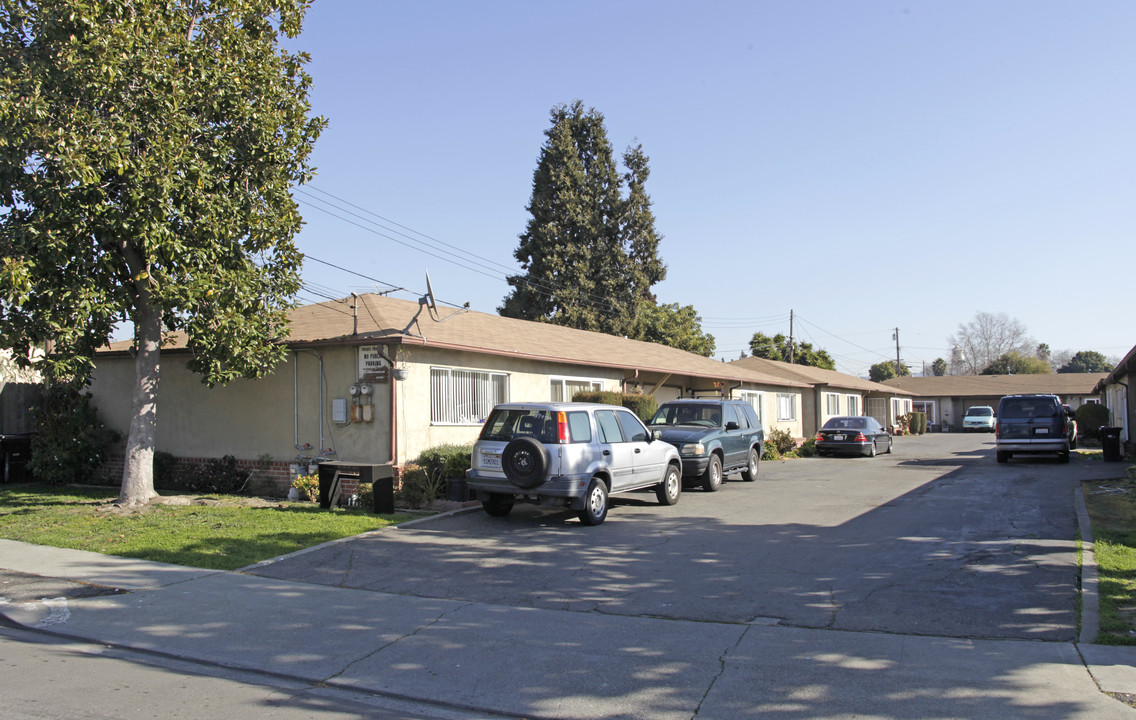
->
{"left": 1075, "top": 484, "right": 1100, "bottom": 645}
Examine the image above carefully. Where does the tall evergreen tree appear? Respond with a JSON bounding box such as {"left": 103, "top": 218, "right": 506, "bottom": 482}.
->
{"left": 501, "top": 102, "right": 666, "bottom": 337}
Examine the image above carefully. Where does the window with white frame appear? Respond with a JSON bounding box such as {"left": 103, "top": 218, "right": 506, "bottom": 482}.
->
{"left": 846, "top": 394, "right": 860, "bottom": 416}
{"left": 550, "top": 376, "right": 603, "bottom": 402}
{"left": 824, "top": 392, "right": 840, "bottom": 416}
{"left": 739, "top": 391, "right": 764, "bottom": 425}
{"left": 430, "top": 367, "right": 508, "bottom": 425}
{"left": 777, "top": 393, "right": 797, "bottom": 421}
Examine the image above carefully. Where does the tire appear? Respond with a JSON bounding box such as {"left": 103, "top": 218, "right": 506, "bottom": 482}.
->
{"left": 886, "top": 438, "right": 893, "bottom": 454}
{"left": 868, "top": 442, "right": 877, "bottom": 458}
{"left": 1059, "top": 450, "right": 1071, "bottom": 464}
{"left": 996, "top": 451, "right": 1009, "bottom": 464}
{"left": 482, "top": 493, "right": 515, "bottom": 517}
{"left": 578, "top": 478, "right": 609, "bottom": 525}
{"left": 700, "top": 454, "right": 723, "bottom": 492}
{"left": 741, "top": 447, "right": 760, "bottom": 482}
{"left": 501, "top": 437, "right": 549, "bottom": 489}
{"left": 655, "top": 464, "right": 681, "bottom": 505}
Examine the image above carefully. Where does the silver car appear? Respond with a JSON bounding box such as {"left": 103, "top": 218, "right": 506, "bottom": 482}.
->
{"left": 466, "top": 402, "right": 683, "bottom": 525}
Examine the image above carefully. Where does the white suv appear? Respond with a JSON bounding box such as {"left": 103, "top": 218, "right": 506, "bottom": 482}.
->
{"left": 466, "top": 402, "right": 683, "bottom": 525}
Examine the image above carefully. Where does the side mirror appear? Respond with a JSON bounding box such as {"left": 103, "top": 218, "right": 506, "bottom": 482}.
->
{"left": 726, "top": 421, "right": 740, "bottom": 430}
{"left": 652, "top": 429, "right": 663, "bottom": 441}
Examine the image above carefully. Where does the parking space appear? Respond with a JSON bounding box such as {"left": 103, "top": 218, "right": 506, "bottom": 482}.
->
{"left": 249, "top": 433, "right": 1108, "bottom": 641}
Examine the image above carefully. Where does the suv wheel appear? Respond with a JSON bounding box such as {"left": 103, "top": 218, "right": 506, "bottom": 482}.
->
{"left": 741, "top": 448, "right": 759, "bottom": 482}
{"left": 578, "top": 478, "right": 609, "bottom": 526}
{"left": 655, "top": 464, "right": 681, "bottom": 505}
{"left": 701, "top": 454, "right": 723, "bottom": 492}
{"left": 482, "top": 493, "right": 514, "bottom": 517}
{"left": 501, "top": 437, "right": 550, "bottom": 488}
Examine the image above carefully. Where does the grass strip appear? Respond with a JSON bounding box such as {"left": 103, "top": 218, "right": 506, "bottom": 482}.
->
{"left": 1083, "top": 477, "right": 1136, "bottom": 645}
{"left": 0, "top": 483, "right": 416, "bottom": 571}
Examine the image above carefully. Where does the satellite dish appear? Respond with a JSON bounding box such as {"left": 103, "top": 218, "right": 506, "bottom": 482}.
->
{"left": 424, "top": 270, "right": 439, "bottom": 313}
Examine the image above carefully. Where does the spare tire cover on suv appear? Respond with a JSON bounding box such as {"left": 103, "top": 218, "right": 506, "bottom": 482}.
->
{"left": 501, "top": 437, "right": 550, "bottom": 488}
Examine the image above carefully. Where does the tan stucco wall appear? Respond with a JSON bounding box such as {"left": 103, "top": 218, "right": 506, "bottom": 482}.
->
{"left": 90, "top": 347, "right": 392, "bottom": 468}
{"left": 90, "top": 343, "right": 809, "bottom": 469}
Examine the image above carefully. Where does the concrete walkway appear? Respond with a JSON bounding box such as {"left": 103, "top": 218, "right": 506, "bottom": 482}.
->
{"left": 2, "top": 533, "right": 1135, "bottom": 720}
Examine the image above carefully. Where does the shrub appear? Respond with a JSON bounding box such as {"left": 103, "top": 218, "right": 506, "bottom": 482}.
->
{"left": 896, "top": 414, "right": 911, "bottom": 435}
{"left": 444, "top": 453, "right": 471, "bottom": 478}
{"left": 571, "top": 391, "right": 658, "bottom": 422}
{"left": 27, "top": 383, "right": 119, "bottom": 484}
{"left": 186, "top": 455, "right": 250, "bottom": 494}
{"left": 154, "top": 450, "right": 180, "bottom": 489}
{"left": 397, "top": 462, "right": 444, "bottom": 509}
{"left": 291, "top": 473, "right": 319, "bottom": 501}
{"left": 797, "top": 437, "right": 818, "bottom": 457}
{"left": 908, "top": 412, "right": 927, "bottom": 435}
{"left": 1075, "top": 403, "right": 1111, "bottom": 440}
{"left": 413, "top": 444, "right": 472, "bottom": 483}
{"left": 761, "top": 440, "right": 780, "bottom": 461}
{"left": 767, "top": 428, "right": 797, "bottom": 455}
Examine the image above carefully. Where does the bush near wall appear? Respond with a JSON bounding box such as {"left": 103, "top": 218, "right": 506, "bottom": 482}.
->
{"left": 572, "top": 391, "right": 658, "bottom": 422}
{"left": 1076, "top": 403, "right": 1111, "bottom": 440}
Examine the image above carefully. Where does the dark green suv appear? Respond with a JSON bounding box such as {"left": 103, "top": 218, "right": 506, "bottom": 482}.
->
{"left": 648, "top": 399, "right": 764, "bottom": 491}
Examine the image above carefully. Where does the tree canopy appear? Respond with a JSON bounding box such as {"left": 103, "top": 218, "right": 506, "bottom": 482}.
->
{"left": 980, "top": 352, "right": 1051, "bottom": 375}
{"left": 869, "top": 360, "right": 911, "bottom": 382}
{"left": 500, "top": 101, "right": 666, "bottom": 338}
{"left": 1058, "top": 350, "right": 1113, "bottom": 374}
{"left": 948, "top": 311, "right": 1034, "bottom": 374}
{"left": 930, "top": 358, "right": 948, "bottom": 376}
{"left": 748, "top": 332, "right": 835, "bottom": 370}
{"left": 0, "top": 0, "right": 324, "bottom": 504}
{"left": 637, "top": 302, "right": 715, "bottom": 357}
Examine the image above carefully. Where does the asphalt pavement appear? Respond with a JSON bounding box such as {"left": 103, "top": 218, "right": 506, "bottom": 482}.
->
{"left": 2, "top": 435, "right": 1136, "bottom": 719}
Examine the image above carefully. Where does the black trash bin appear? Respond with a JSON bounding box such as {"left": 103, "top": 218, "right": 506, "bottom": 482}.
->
{"left": 1100, "top": 426, "right": 1123, "bottom": 462}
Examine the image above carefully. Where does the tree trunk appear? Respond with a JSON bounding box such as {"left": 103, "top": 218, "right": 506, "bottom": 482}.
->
{"left": 118, "top": 293, "right": 161, "bottom": 506}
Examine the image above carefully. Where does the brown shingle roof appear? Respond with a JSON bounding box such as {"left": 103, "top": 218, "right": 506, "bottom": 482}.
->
{"left": 107, "top": 294, "right": 808, "bottom": 388}
{"left": 730, "top": 356, "right": 914, "bottom": 395}
{"left": 881, "top": 373, "right": 1106, "bottom": 398}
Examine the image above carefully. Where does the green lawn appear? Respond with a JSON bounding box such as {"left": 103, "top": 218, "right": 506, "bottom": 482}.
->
{"left": 0, "top": 483, "right": 416, "bottom": 571}
{"left": 1084, "top": 476, "right": 1136, "bottom": 645}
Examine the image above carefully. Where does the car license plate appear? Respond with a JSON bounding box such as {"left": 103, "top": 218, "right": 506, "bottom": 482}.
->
{"left": 832, "top": 434, "right": 845, "bottom": 441}
{"left": 1035, "top": 428, "right": 1049, "bottom": 435}
{"left": 480, "top": 451, "right": 501, "bottom": 469}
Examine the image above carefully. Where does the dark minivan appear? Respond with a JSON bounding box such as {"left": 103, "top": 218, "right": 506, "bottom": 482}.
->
{"left": 995, "top": 394, "right": 1075, "bottom": 464}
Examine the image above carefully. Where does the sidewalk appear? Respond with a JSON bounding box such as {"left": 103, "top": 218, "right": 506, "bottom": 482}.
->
{"left": 2, "top": 537, "right": 1135, "bottom": 719}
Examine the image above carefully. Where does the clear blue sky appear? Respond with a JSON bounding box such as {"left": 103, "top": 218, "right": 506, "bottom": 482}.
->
{"left": 286, "top": 1, "right": 1135, "bottom": 376}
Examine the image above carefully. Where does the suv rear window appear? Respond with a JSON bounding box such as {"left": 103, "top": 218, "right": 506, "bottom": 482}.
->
{"left": 999, "top": 397, "right": 1058, "bottom": 419}
{"left": 479, "top": 408, "right": 591, "bottom": 443}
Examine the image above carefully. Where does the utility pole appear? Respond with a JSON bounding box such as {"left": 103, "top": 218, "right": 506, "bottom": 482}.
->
{"left": 892, "top": 327, "right": 901, "bottom": 375}
{"left": 788, "top": 310, "right": 795, "bottom": 364}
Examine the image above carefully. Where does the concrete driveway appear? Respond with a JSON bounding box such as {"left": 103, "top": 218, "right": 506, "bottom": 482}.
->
{"left": 249, "top": 433, "right": 1113, "bottom": 642}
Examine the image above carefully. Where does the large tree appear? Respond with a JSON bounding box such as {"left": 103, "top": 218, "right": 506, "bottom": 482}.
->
{"left": 1058, "top": 350, "right": 1113, "bottom": 374}
{"left": 748, "top": 332, "right": 835, "bottom": 370}
{"left": 637, "top": 302, "right": 714, "bottom": 357}
{"left": 0, "top": 0, "right": 324, "bottom": 505}
{"left": 930, "top": 358, "right": 948, "bottom": 376}
{"left": 869, "top": 360, "right": 911, "bottom": 382}
{"left": 947, "top": 311, "right": 1034, "bottom": 375}
{"left": 500, "top": 101, "right": 666, "bottom": 337}
{"left": 980, "top": 352, "right": 1051, "bottom": 375}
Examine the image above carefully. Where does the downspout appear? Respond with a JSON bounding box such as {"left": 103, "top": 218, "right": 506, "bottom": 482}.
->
{"left": 317, "top": 352, "right": 325, "bottom": 454}
{"left": 293, "top": 351, "right": 299, "bottom": 449}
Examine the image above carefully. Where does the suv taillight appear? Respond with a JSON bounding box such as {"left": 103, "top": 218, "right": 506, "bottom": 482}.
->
{"left": 556, "top": 411, "right": 570, "bottom": 443}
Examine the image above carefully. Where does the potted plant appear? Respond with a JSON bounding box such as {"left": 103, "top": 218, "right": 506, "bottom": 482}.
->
{"left": 444, "top": 453, "right": 473, "bottom": 501}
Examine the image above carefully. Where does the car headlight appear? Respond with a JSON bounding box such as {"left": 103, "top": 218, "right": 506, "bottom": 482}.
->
{"left": 680, "top": 443, "right": 706, "bottom": 456}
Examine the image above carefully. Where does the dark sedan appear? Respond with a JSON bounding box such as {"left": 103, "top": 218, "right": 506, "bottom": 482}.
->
{"left": 815, "top": 416, "right": 892, "bottom": 457}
